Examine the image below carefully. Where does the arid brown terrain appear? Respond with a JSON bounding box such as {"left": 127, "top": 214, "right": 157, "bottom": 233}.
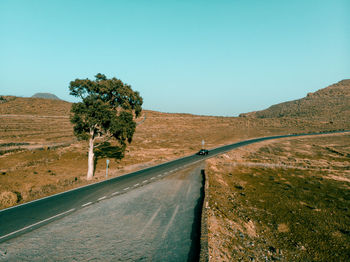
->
{"left": 1, "top": 90, "right": 348, "bottom": 209}
{"left": 0, "top": 80, "right": 350, "bottom": 261}
{"left": 205, "top": 133, "right": 350, "bottom": 261}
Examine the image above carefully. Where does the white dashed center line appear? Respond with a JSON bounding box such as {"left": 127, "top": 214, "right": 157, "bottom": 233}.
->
{"left": 123, "top": 187, "right": 130, "bottom": 191}
{"left": 151, "top": 177, "right": 155, "bottom": 180}
{"left": 134, "top": 183, "right": 139, "bottom": 187}
{"left": 112, "top": 191, "right": 119, "bottom": 196}
{"left": 142, "top": 180, "right": 148, "bottom": 183}
{"left": 82, "top": 202, "right": 92, "bottom": 207}
{"left": 98, "top": 196, "right": 106, "bottom": 201}
{"left": 157, "top": 174, "right": 162, "bottom": 177}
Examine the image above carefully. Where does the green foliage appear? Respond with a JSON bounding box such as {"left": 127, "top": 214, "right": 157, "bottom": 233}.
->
{"left": 69, "top": 73, "right": 143, "bottom": 156}
{"left": 0, "top": 96, "right": 7, "bottom": 103}
{"left": 69, "top": 73, "right": 142, "bottom": 117}
{"left": 94, "top": 142, "right": 125, "bottom": 160}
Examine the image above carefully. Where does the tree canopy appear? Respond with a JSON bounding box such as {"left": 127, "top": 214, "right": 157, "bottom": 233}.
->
{"left": 69, "top": 73, "right": 143, "bottom": 180}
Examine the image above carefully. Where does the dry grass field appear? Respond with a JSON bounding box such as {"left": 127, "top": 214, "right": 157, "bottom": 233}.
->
{"left": 205, "top": 133, "right": 350, "bottom": 261}
{"left": 1, "top": 95, "right": 348, "bottom": 209}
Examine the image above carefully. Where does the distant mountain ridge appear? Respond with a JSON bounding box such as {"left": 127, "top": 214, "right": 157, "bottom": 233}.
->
{"left": 32, "top": 93, "right": 61, "bottom": 100}
{"left": 240, "top": 80, "right": 350, "bottom": 121}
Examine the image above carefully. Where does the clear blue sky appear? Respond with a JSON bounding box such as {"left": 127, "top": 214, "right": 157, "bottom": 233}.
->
{"left": 1, "top": 0, "right": 349, "bottom": 116}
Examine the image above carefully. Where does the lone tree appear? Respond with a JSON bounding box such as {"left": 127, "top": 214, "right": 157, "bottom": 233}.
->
{"left": 69, "top": 73, "right": 143, "bottom": 180}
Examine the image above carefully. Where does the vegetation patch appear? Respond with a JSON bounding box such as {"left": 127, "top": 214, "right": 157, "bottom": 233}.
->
{"left": 0, "top": 142, "right": 30, "bottom": 148}
{"left": 0, "top": 148, "right": 27, "bottom": 156}
{"left": 0, "top": 96, "right": 7, "bottom": 103}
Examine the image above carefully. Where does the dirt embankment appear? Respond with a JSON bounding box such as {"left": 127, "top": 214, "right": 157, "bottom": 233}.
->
{"left": 204, "top": 133, "right": 350, "bottom": 261}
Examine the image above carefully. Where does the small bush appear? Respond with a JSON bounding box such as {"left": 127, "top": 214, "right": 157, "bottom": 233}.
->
{"left": 14, "top": 191, "right": 22, "bottom": 203}
{"left": 0, "top": 96, "right": 7, "bottom": 103}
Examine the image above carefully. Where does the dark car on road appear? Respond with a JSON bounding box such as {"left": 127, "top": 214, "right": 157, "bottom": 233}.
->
{"left": 197, "top": 149, "right": 209, "bottom": 155}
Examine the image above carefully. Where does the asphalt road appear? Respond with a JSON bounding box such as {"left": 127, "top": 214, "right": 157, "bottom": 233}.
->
{"left": 0, "top": 163, "right": 205, "bottom": 261}
{"left": 0, "top": 131, "right": 348, "bottom": 244}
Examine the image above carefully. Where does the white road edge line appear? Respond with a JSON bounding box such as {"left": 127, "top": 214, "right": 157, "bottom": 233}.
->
{"left": 157, "top": 174, "right": 162, "bottom": 177}
{"left": 112, "top": 192, "right": 119, "bottom": 196}
{"left": 151, "top": 177, "right": 155, "bottom": 180}
{"left": 82, "top": 202, "right": 92, "bottom": 207}
{"left": 98, "top": 196, "right": 107, "bottom": 201}
{"left": 134, "top": 183, "right": 139, "bottom": 187}
{"left": 142, "top": 180, "right": 148, "bottom": 183}
{"left": 0, "top": 208, "right": 75, "bottom": 241}
{"left": 123, "top": 187, "right": 130, "bottom": 191}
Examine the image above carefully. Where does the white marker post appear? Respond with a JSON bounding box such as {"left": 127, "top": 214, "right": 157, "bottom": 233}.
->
{"left": 202, "top": 139, "right": 205, "bottom": 149}
{"left": 106, "top": 159, "right": 110, "bottom": 178}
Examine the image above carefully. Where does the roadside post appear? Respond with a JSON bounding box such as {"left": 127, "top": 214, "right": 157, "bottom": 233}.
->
{"left": 106, "top": 159, "right": 110, "bottom": 178}
{"left": 202, "top": 139, "right": 205, "bottom": 149}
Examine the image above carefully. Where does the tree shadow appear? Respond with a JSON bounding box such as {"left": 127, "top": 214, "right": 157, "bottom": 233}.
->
{"left": 93, "top": 142, "right": 124, "bottom": 175}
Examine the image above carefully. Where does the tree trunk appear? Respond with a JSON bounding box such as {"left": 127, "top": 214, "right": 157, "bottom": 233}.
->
{"left": 87, "top": 129, "right": 95, "bottom": 180}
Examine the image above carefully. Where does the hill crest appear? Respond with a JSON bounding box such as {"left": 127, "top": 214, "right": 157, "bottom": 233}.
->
{"left": 32, "top": 93, "right": 61, "bottom": 100}
{"left": 0, "top": 96, "right": 71, "bottom": 116}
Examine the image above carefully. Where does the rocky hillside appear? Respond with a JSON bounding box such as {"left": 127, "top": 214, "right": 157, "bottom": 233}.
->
{"left": 240, "top": 80, "right": 350, "bottom": 121}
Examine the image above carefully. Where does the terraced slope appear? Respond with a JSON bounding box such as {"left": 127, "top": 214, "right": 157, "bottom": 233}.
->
{"left": 0, "top": 97, "right": 73, "bottom": 146}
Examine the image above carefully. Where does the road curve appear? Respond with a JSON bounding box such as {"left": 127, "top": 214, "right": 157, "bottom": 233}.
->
{"left": 0, "top": 130, "right": 348, "bottom": 243}
{"left": 0, "top": 163, "right": 205, "bottom": 261}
